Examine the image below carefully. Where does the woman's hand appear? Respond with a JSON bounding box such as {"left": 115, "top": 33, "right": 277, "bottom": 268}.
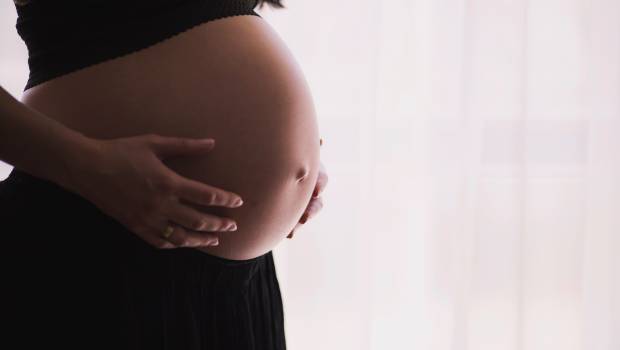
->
{"left": 66, "top": 134, "right": 244, "bottom": 249}
{"left": 287, "top": 138, "right": 327, "bottom": 239}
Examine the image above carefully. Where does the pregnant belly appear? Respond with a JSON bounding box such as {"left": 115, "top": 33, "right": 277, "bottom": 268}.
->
{"left": 19, "top": 15, "right": 321, "bottom": 260}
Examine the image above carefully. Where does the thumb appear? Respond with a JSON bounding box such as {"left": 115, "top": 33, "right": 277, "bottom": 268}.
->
{"left": 150, "top": 136, "right": 215, "bottom": 158}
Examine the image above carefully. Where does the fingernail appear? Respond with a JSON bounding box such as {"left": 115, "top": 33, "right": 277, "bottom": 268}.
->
{"left": 211, "top": 239, "right": 219, "bottom": 246}
{"left": 233, "top": 198, "right": 243, "bottom": 207}
{"left": 203, "top": 138, "right": 215, "bottom": 143}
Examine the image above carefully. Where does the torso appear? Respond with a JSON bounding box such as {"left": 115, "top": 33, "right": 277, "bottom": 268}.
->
{"left": 19, "top": 15, "right": 321, "bottom": 260}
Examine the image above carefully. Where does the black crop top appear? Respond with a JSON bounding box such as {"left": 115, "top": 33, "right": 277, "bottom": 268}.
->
{"left": 14, "top": 0, "right": 262, "bottom": 91}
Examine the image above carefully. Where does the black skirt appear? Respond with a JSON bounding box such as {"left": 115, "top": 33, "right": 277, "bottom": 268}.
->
{"left": 0, "top": 168, "right": 287, "bottom": 350}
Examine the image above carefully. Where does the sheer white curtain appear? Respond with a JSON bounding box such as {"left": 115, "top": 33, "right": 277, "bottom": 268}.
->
{"left": 260, "top": 0, "right": 619, "bottom": 349}
{"left": 2, "top": 1, "right": 618, "bottom": 349}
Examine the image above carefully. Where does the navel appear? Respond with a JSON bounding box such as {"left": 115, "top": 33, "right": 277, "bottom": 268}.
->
{"left": 295, "top": 166, "right": 310, "bottom": 183}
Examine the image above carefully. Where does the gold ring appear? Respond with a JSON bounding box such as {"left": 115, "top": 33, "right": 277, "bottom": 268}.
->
{"left": 161, "top": 224, "right": 175, "bottom": 239}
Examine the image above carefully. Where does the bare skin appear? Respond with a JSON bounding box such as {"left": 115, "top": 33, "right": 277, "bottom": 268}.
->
{"left": 18, "top": 15, "right": 323, "bottom": 260}
{"left": 288, "top": 153, "right": 327, "bottom": 239}
{"left": 0, "top": 86, "right": 245, "bottom": 249}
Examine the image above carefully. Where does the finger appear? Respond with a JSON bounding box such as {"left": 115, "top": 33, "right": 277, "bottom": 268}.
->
{"left": 165, "top": 201, "right": 237, "bottom": 232}
{"left": 288, "top": 222, "right": 303, "bottom": 239}
{"left": 302, "top": 197, "right": 323, "bottom": 223}
{"left": 141, "top": 232, "right": 177, "bottom": 249}
{"left": 162, "top": 225, "right": 220, "bottom": 248}
{"left": 300, "top": 197, "right": 323, "bottom": 224}
{"left": 313, "top": 163, "right": 328, "bottom": 197}
{"left": 149, "top": 135, "right": 215, "bottom": 159}
{"left": 171, "top": 173, "right": 244, "bottom": 208}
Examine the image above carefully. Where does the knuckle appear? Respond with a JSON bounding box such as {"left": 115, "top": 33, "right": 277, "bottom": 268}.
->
{"left": 144, "top": 134, "right": 159, "bottom": 148}
{"left": 147, "top": 133, "right": 162, "bottom": 143}
{"left": 204, "top": 192, "right": 216, "bottom": 205}
{"left": 191, "top": 218, "right": 205, "bottom": 231}
{"left": 156, "top": 177, "right": 175, "bottom": 193}
{"left": 181, "top": 139, "right": 192, "bottom": 148}
{"left": 196, "top": 219, "right": 212, "bottom": 231}
{"left": 209, "top": 221, "right": 221, "bottom": 231}
{"left": 168, "top": 234, "right": 182, "bottom": 245}
{"left": 199, "top": 220, "right": 213, "bottom": 231}
{"left": 197, "top": 219, "right": 210, "bottom": 229}
{"left": 210, "top": 192, "right": 218, "bottom": 204}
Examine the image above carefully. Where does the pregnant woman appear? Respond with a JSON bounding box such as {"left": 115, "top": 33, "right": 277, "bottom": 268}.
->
{"left": 0, "top": 0, "right": 327, "bottom": 349}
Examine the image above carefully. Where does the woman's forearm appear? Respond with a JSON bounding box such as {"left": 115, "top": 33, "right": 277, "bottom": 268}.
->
{"left": 0, "top": 85, "right": 100, "bottom": 188}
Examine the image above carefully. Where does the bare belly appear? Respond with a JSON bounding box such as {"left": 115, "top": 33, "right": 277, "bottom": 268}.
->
{"left": 19, "top": 15, "right": 321, "bottom": 261}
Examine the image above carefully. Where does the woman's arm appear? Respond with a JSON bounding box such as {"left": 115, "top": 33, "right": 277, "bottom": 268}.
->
{"left": 0, "top": 85, "right": 244, "bottom": 249}
{"left": 0, "top": 86, "right": 98, "bottom": 188}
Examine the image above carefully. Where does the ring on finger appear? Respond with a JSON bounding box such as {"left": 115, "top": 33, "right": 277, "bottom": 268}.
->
{"left": 161, "top": 223, "right": 176, "bottom": 239}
